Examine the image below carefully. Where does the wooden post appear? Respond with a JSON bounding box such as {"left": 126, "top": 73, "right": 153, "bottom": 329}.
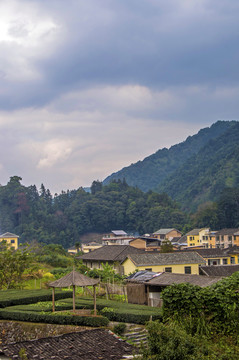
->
{"left": 94, "top": 286, "right": 96, "bottom": 315}
{"left": 73, "top": 285, "right": 76, "bottom": 313}
{"left": 52, "top": 288, "right": 55, "bottom": 313}
{"left": 147, "top": 285, "right": 150, "bottom": 306}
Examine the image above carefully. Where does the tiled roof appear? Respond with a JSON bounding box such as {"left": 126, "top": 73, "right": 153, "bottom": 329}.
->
{"left": 147, "top": 272, "right": 223, "bottom": 287}
{"left": 111, "top": 230, "right": 127, "bottom": 236}
{"left": 185, "top": 229, "right": 201, "bottom": 236}
{"left": 48, "top": 271, "right": 99, "bottom": 288}
{"left": 223, "top": 245, "right": 239, "bottom": 254}
{"left": 183, "top": 248, "right": 226, "bottom": 258}
{"left": 184, "top": 247, "right": 239, "bottom": 257}
{"left": 215, "top": 228, "right": 239, "bottom": 235}
{"left": 1, "top": 329, "right": 134, "bottom": 360}
{"left": 200, "top": 265, "right": 239, "bottom": 277}
{"left": 124, "top": 252, "right": 205, "bottom": 266}
{"left": 78, "top": 245, "right": 144, "bottom": 262}
{"left": 0, "top": 232, "right": 19, "bottom": 238}
{"left": 177, "top": 235, "right": 188, "bottom": 244}
{"left": 153, "top": 228, "right": 177, "bottom": 235}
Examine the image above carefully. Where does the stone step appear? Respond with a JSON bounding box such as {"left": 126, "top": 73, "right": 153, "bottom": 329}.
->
{"left": 125, "top": 333, "right": 147, "bottom": 339}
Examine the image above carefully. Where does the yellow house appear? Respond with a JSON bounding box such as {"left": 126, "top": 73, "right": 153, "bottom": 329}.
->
{"left": 0, "top": 232, "right": 19, "bottom": 250}
{"left": 121, "top": 252, "right": 205, "bottom": 275}
{"left": 186, "top": 229, "right": 201, "bottom": 247}
{"left": 184, "top": 247, "right": 239, "bottom": 266}
{"left": 68, "top": 242, "right": 103, "bottom": 255}
{"left": 82, "top": 242, "right": 103, "bottom": 253}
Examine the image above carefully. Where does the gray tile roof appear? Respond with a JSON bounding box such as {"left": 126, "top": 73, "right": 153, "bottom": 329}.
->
{"left": 215, "top": 228, "right": 239, "bottom": 235}
{"left": 153, "top": 228, "right": 177, "bottom": 235}
{"left": 111, "top": 230, "right": 127, "bottom": 236}
{"left": 124, "top": 252, "right": 205, "bottom": 266}
{"left": 1, "top": 329, "right": 134, "bottom": 360}
{"left": 0, "top": 232, "right": 19, "bottom": 238}
{"left": 185, "top": 229, "right": 201, "bottom": 236}
{"left": 78, "top": 245, "right": 144, "bottom": 262}
{"left": 183, "top": 248, "right": 226, "bottom": 258}
{"left": 147, "top": 272, "right": 223, "bottom": 287}
{"left": 200, "top": 265, "right": 239, "bottom": 277}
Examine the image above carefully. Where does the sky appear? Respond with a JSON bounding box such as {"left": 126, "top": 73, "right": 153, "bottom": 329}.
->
{"left": 0, "top": 0, "right": 239, "bottom": 194}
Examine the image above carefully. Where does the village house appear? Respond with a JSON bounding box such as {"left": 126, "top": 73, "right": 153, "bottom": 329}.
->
{"left": 129, "top": 236, "right": 162, "bottom": 251}
{"left": 121, "top": 252, "right": 205, "bottom": 275}
{"left": 0, "top": 232, "right": 19, "bottom": 250}
{"left": 68, "top": 242, "right": 102, "bottom": 254}
{"left": 126, "top": 270, "right": 222, "bottom": 306}
{"left": 183, "top": 246, "right": 239, "bottom": 265}
{"left": 214, "top": 228, "right": 239, "bottom": 248}
{"left": 153, "top": 228, "right": 182, "bottom": 241}
{"left": 101, "top": 230, "right": 134, "bottom": 245}
{"left": 78, "top": 245, "right": 144, "bottom": 274}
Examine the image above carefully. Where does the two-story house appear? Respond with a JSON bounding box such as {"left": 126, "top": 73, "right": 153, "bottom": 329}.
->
{"left": 101, "top": 230, "right": 134, "bottom": 245}
{"left": 0, "top": 232, "right": 19, "bottom": 250}
{"left": 153, "top": 228, "right": 182, "bottom": 241}
{"left": 129, "top": 236, "right": 162, "bottom": 251}
{"left": 214, "top": 228, "right": 239, "bottom": 248}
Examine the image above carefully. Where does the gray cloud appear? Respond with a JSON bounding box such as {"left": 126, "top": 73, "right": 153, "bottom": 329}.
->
{"left": 0, "top": 0, "right": 239, "bottom": 192}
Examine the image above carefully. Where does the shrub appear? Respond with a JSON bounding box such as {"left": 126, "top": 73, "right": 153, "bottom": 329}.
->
{"left": 0, "top": 290, "right": 72, "bottom": 308}
{"left": 113, "top": 323, "right": 126, "bottom": 336}
{"left": 0, "top": 309, "right": 109, "bottom": 327}
{"left": 137, "top": 321, "right": 207, "bottom": 360}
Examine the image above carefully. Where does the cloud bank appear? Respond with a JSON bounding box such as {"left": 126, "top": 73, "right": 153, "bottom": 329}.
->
{"left": 0, "top": 0, "right": 238, "bottom": 192}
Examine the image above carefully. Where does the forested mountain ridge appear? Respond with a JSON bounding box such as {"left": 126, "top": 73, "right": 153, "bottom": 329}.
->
{"left": 157, "top": 121, "right": 239, "bottom": 211}
{"left": 103, "top": 121, "right": 236, "bottom": 192}
{"left": 0, "top": 177, "right": 188, "bottom": 247}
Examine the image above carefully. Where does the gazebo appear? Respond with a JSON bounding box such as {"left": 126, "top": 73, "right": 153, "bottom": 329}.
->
{"left": 48, "top": 270, "right": 99, "bottom": 315}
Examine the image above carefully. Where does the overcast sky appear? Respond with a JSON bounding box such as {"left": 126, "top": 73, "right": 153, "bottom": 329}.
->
{"left": 0, "top": 0, "right": 239, "bottom": 193}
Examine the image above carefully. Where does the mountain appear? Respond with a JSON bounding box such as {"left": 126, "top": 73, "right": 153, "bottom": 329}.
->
{"left": 157, "top": 121, "right": 239, "bottom": 211}
{"left": 103, "top": 120, "right": 239, "bottom": 210}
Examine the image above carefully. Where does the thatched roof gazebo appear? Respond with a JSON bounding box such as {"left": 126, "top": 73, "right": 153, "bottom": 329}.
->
{"left": 48, "top": 270, "right": 99, "bottom": 315}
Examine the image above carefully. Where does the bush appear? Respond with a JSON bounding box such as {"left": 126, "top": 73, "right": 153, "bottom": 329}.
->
{"left": 113, "top": 323, "right": 126, "bottom": 336}
{"left": 0, "top": 290, "right": 72, "bottom": 308}
{"left": 137, "top": 321, "right": 208, "bottom": 360}
{"left": 0, "top": 309, "right": 109, "bottom": 327}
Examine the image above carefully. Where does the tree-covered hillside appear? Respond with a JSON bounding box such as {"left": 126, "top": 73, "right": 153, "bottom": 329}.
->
{"left": 0, "top": 177, "right": 187, "bottom": 247}
{"left": 157, "top": 122, "right": 239, "bottom": 211}
{"left": 103, "top": 121, "right": 236, "bottom": 192}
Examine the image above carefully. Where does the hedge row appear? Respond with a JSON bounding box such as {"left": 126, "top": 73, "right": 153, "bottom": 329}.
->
{"left": 0, "top": 309, "right": 109, "bottom": 327}
{"left": 100, "top": 310, "right": 162, "bottom": 325}
{"left": 0, "top": 291, "right": 72, "bottom": 308}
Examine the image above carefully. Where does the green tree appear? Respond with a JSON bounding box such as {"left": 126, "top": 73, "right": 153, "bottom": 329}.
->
{"left": 0, "top": 243, "right": 33, "bottom": 289}
{"left": 137, "top": 321, "right": 206, "bottom": 360}
{"left": 160, "top": 239, "right": 173, "bottom": 253}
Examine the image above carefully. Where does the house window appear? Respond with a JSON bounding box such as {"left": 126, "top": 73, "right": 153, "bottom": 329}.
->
{"left": 165, "top": 267, "right": 172, "bottom": 273}
{"left": 228, "top": 236, "right": 232, "bottom": 241}
{"left": 230, "top": 257, "right": 235, "bottom": 264}
{"left": 223, "top": 258, "right": 228, "bottom": 265}
{"left": 11, "top": 240, "right": 15, "bottom": 244}
{"left": 145, "top": 268, "right": 152, "bottom": 271}
{"left": 184, "top": 266, "right": 191, "bottom": 274}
